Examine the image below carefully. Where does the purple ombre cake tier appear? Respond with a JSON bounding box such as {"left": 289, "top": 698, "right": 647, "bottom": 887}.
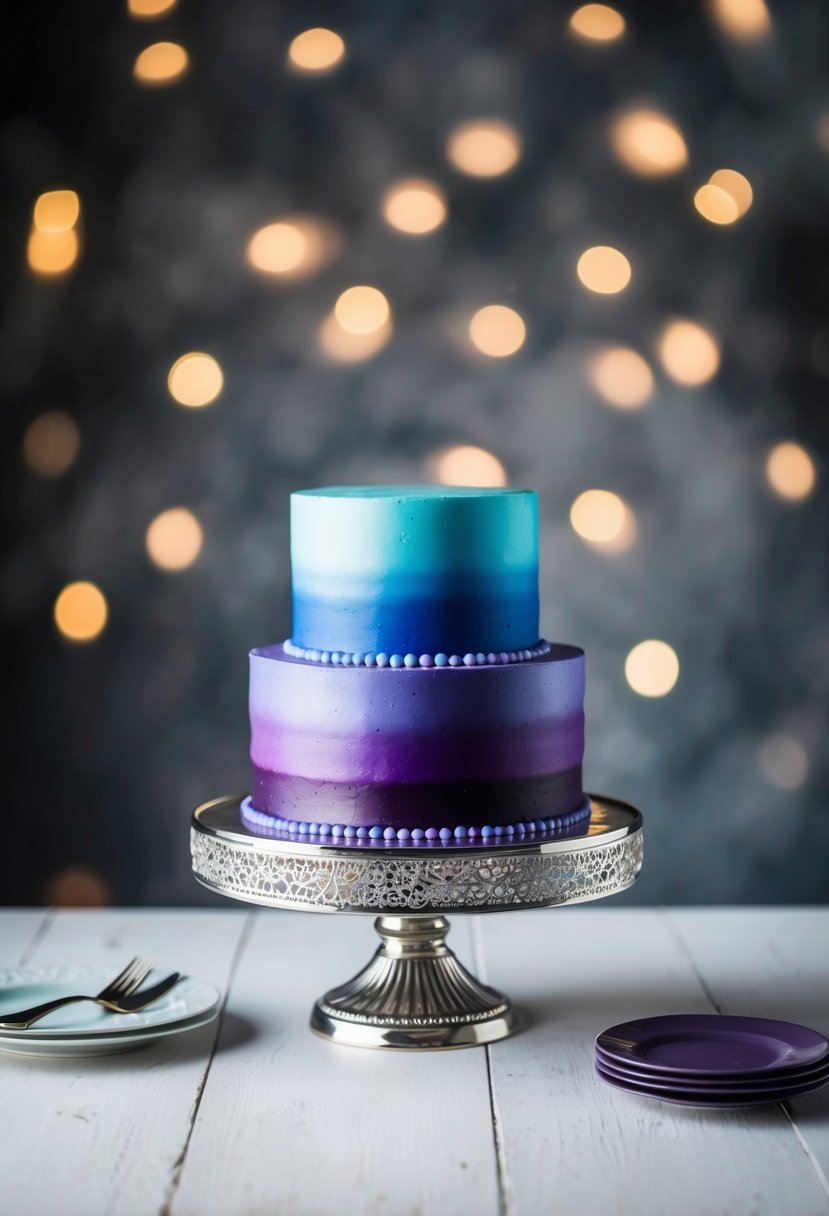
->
{"left": 247, "top": 642, "right": 585, "bottom": 832}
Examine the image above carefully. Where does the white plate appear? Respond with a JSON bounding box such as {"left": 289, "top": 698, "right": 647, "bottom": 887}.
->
{"left": 0, "top": 966, "right": 221, "bottom": 1038}
{"left": 0, "top": 1008, "right": 220, "bottom": 1058}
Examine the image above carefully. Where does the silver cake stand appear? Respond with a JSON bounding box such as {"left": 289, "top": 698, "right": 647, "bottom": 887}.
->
{"left": 191, "top": 794, "right": 643, "bottom": 1051}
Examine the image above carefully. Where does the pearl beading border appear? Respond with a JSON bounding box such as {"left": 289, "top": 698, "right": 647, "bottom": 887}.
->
{"left": 283, "top": 638, "right": 552, "bottom": 668}
{"left": 240, "top": 796, "right": 591, "bottom": 845}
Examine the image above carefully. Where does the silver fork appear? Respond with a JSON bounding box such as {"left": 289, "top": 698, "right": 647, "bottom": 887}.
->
{"left": 0, "top": 957, "right": 155, "bottom": 1030}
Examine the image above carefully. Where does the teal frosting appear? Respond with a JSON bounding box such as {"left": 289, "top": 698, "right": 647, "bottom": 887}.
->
{"left": 290, "top": 486, "right": 539, "bottom": 655}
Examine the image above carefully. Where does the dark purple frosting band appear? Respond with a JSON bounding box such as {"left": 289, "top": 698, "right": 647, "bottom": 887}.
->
{"left": 250, "top": 765, "right": 583, "bottom": 830}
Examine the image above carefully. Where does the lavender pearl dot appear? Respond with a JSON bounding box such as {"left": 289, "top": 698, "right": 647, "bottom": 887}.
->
{"left": 435, "top": 654, "right": 448, "bottom": 667}
{"left": 319, "top": 823, "right": 331, "bottom": 836}
{"left": 332, "top": 824, "right": 343, "bottom": 837}
{"left": 487, "top": 653, "right": 497, "bottom": 664}
{"left": 419, "top": 654, "right": 434, "bottom": 668}
{"left": 383, "top": 826, "right": 396, "bottom": 840}
{"left": 369, "top": 826, "right": 383, "bottom": 839}
{"left": 308, "top": 823, "right": 320, "bottom": 834}
{"left": 468, "top": 825, "right": 478, "bottom": 837}
{"left": 439, "top": 827, "right": 452, "bottom": 841}
{"left": 411, "top": 827, "right": 425, "bottom": 840}
{"left": 506, "top": 824, "right": 515, "bottom": 835}
{"left": 288, "top": 821, "right": 299, "bottom": 833}
{"left": 463, "top": 653, "right": 476, "bottom": 667}
{"left": 425, "top": 827, "right": 439, "bottom": 840}
{"left": 494, "top": 825, "right": 504, "bottom": 837}
{"left": 516, "top": 822, "right": 526, "bottom": 835}
{"left": 356, "top": 826, "right": 369, "bottom": 838}
{"left": 344, "top": 825, "right": 356, "bottom": 838}
{"left": 397, "top": 828, "right": 411, "bottom": 841}
{"left": 448, "top": 654, "right": 462, "bottom": 667}
{"left": 389, "top": 654, "right": 404, "bottom": 668}
{"left": 298, "top": 822, "right": 309, "bottom": 834}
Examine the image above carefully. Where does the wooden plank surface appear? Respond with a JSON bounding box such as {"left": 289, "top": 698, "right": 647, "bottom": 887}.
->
{"left": 669, "top": 909, "right": 829, "bottom": 1204}
{"left": 0, "top": 908, "right": 52, "bottom": 965}
{"left": 0, "top": 908, "right": 250, "bottom": 1216}
{"left": 477, "top": 907, "right": 829, "bottom": 1216}
{"left": 170, "top": 911, "right": 501, "bottom": 1216}
{"left": 1, "top": 908, "right": 827, "bottom": 1216}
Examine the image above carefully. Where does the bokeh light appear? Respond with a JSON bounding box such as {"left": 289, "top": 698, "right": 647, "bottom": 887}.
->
{"left": 694, "top": 183, "right": 740, "bottom": 225}
{"left": 127, "top": 0, "right": 178, "bottom": 17}
{"left": 133, "top": 42, "right": 189, "bottom": 85}
{"left": 468, "top": 305, "right": 526, "bottom": 357}
{"left": 610, "top": 109, "right": 688, "bottom": 176}
{"left": 568, "top": 4, "right": 626, "bottom": 42}
{"left": 334, "top": 286, "right": 390, "bottom": 335}
{"left": 765, "top": 442, "right": 816, "bottom": 501}
{"left": 758, "top": 735, "right": 808, "bottom": 790}
{"left": 570, "top": 489, "right": 637, "bottom": 551}
{"left": 625, "top": 640, "right": 680, "bottom": 697}
{"left": 27, "top": 228, "right": 79, "bottom": 276}
{"left": 381, "top": 179, "right": 447, "bottom": 235}
{"left": 588, "top": 347, "right": 654, "bottom": 408}
{"left": 318, "top": 313, "right": 393, "bottom": 362}
{"left": 42, "top": 866, "right": 112, "bottom": 907}
{"left": 430, "top": 445, "right": 508, "bottom": 487}
{"left": 167, "top": 353, "right": 224, "bottom": 408}
{"left": 246, "top": 215, "right": 336, "bottom": 279}
{"left": 657, "top": 320, "right": 720, "bottom": 385}
{"left": 23, "top": 412, "right": 80, "bottom": 477}
{"left": 146, "top": 508, "right": 204, "bottom": 571}
{"left": 247, "top": 222, "right": 305, "bottom": 274}
{"left": 33, "top": 190, "right": 80, "bottom": 232}
{"left": 709, "top": 169, "right": 753, "bottom": 217}
{"left": 576, "top": 245, "right": 632, "bottom": 294}
{"left": 54, "top": 581, "right": 108, "bottom": 644}
{"left": 287, "top": 28, "right": 345, "bottom": 74}
{"left": 710, "top": 0, "right": 771, "bottom": 40}
{"left": 446, "top": 120, "right": 522, "bottom": 177}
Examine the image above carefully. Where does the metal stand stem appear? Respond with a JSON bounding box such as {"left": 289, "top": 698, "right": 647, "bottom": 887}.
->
{"left": 310, "top": 915, "right": 519, "bottom": 1050}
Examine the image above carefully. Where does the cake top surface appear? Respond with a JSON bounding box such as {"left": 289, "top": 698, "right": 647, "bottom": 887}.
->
{"left": 292, "top": 485, "right": 532, "bottom": 500}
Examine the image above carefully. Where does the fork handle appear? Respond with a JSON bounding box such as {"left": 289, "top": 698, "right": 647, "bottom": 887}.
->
{"left": 0, "top": 994, "right": 94, "bottom": 1030}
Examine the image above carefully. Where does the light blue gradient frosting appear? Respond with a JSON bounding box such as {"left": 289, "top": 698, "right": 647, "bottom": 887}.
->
{"left": 291, "top": 486, "right": 539, "bottom": 656}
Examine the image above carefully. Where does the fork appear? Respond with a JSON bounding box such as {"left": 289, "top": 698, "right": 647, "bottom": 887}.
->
{"left": 0, "top": 956, "right": 157, "bottom": 1030}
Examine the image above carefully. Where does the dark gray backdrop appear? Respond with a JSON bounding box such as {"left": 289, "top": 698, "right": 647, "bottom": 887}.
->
{"left": 1, "top": 0, "right": 828, "bottom": 906}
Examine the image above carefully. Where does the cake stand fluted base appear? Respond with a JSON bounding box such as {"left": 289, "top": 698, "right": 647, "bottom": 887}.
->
{"left": 310, "top": 915, "right": 518, "bottom": 1049}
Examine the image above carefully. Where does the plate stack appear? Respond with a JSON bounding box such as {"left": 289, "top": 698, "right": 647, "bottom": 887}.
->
{"left": 0, "top": 966, "right": 220, "bottom": 1058}
{"left": 596, "top": 1014, "right": 829, "bottom": 1108}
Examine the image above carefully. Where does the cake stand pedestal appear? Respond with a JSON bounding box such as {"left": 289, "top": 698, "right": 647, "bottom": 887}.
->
{"left": 191, "top": 794, "right": 643, "bottom": 1050}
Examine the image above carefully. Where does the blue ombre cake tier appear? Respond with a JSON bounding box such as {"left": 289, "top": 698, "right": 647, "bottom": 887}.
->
{"left": 290, "top": 486, "right": 539, "bottom": 656}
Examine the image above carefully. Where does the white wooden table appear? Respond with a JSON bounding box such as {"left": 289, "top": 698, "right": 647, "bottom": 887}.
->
{"left": 1, "top": 907, "right": 828, "bottom": 1216}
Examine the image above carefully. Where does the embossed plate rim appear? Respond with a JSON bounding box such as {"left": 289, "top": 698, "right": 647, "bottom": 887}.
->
{"left": 190, "top": 794, "right": 643, "bottom": 916}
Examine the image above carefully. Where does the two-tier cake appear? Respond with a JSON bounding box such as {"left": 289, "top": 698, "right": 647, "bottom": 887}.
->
{"left": 241, "top": 485, "right": 590, "bottom": 843}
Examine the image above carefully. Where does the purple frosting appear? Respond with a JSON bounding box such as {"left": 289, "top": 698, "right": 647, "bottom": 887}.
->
{"left": 247, "top": 641, "right": 586, "bottom": 833}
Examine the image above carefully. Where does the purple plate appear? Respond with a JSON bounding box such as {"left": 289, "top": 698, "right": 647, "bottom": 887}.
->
{"left": 595, "top": 1046, "right": 829, "bottom": 1089}
{"left": 596, "top": 1052, "right": 829, "bottom": 1094}
{"left": 597, "top": 1015, "right": 829, "bottom": 1077}
{"left": 595, "top": 1063, "right": 829, "bottom": 1108}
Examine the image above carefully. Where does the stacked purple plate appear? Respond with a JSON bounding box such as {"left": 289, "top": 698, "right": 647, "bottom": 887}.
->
{"left": 595, "top": 1014, "right": 829, "bottom": 1108}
